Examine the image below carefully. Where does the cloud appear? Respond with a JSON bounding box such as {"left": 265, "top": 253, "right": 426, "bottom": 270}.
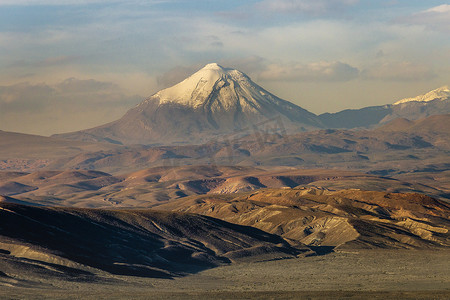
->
{"left": 156, "top": 65, "right": 201, "bottom": 88}
{"left": 258, "top": 61, "right": 359, "bottom": 82}
{"left": 218, "top": 56, "right": 267, "bottom": 74}
{"left": 361, "top": 62, "right": 436, "bottom": 81}
{"left": 8, "top": 56, "right": 79, "bottom": 69}
{"left": 0, "top": 78, "right": 142, "bottom": 135}
{"left": 255, "top": 0, "right": 359, "bottom": 15}
{"left": 0, "top": 0, "right": 170, "bottom": 5}
{"left": 0, "top": 78, "right": 140, "bottom": 111}
{"left": 156, "top": 56, "right": 268, "bottom": 89}
{"left": 396, "top": 4, "right": 450, "bottom": 33}
{"left": 0, "top": 83, "right": 54, "bottom": 112}
{"left": 54, "top": 78, "right": 118, "bottom": 96}
{"left": 0, "top": 0, "right": 108, "bottom": 5}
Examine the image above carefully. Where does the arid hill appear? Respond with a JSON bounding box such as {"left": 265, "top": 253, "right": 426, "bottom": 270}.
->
{"left": 2, "top": 115, "right": 449, "bottom": 190}
{"left": 42, "top": 114, "right": 450, "bottom": 180}
{"left": 1, "top": 167, "right": 447, "bottom": 207}
{"left": 0, "top": 130, "right": 119, "bottom": 172}
{"left": 160, "top": 187, "right": 450, "bottom": 250}
{"left": 0, "top": 201, "right": 307, "bottom": 283}
{"left": 376, "top": 114, "right": 450, "bottom": 134}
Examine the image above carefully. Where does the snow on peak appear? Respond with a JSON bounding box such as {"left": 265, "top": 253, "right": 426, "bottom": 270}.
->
{"left": 394, "top": 85, "right": 450, "bottom": 105}
{"left": 202, "top": 63, "right": 225, "bottom": 70}
{"left": 152, "top": 63, "right": 256, "bottom": 109}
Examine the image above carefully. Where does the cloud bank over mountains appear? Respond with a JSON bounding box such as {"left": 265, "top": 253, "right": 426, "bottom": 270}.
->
{"left": 0, "top": 79, "right": 141, "bottom": 135}
{"left": 0, "top": 1, "right": 449, "bottom": 134}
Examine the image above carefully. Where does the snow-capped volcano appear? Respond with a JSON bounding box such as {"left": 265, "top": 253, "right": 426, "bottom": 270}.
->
{"left": 394, "top": 86, "right": 450, "bottom": 105}
{"left": 155, "top": 63, "right": 251, "bottom": 108}
{"left": 139, "top": 63, "right": 279, "bottom": 113}
{"left": 54, "top": 63, "right": 324, "bottom": 145}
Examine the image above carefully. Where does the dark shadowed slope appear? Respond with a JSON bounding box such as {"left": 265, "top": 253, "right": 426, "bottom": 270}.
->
{"left": 0, "top": 202, "right": 307, "bottom": 281}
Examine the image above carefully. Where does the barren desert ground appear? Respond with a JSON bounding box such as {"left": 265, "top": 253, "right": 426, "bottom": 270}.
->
{"left": 2, "top": 250, "right": 449, "bottom": 299}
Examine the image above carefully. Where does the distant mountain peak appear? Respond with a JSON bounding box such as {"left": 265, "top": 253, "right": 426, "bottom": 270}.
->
{"left": 54, "top": 63, "right": 322, "bottom": 144}
{"left": 202, "top": 62, "right": 225, "bottom": 70}
{"left": 394, "top": 85, "right": 450, "bottom": 105}
{"left": 151, "top": 63, "right": 250, "bottom": 109}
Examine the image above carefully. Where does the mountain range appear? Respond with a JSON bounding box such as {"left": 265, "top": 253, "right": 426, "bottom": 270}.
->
{"left": 52, "top": 63, "right": 450, "bottom": 145}
{"left": 319, "top": 85, "right": 450, "bottom": 128}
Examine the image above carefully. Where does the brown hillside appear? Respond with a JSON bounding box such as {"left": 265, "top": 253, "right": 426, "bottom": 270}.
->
{"left": 160, "top": 188, "right": 450, "bottom": 250}
{"left": 0, "top": 202, "right": 308, "bottom": 279}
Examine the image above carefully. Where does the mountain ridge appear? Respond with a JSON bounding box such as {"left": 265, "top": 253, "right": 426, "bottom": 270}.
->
{"left": 49, "top": 65, "right": 449, "bottom": 143}
{"left": 394, "top": 85, "right": 450, "bottom": 105}
{"left": 319, "top": 85, "right": 450, "bottom": 129}
{"left": 53, "top": 63, "right": 324, "bottom": 145}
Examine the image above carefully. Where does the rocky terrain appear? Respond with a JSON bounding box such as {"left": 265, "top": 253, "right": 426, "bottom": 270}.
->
{"left": 0, "top": 199, "right": 308, "bottom": 283}
{"left": 0, "top": 65, "right": 449, "bottom": 298}
{"left": 0, "top": 191, "right": 449, "bottom": 298}
{"left": 1, "top": 166, "right": 448, "bottom": 208}
{"left": 161, "top": 187, "right": 450, "bottom": 249}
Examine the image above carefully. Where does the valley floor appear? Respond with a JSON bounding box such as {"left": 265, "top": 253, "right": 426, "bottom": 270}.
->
{"left": 2, "top": 249, "right": 449, "bottom": 299}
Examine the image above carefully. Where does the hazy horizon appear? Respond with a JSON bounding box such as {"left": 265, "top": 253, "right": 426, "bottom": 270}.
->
{"left": 0, "top": 0, "right": 449, "bottom": 136}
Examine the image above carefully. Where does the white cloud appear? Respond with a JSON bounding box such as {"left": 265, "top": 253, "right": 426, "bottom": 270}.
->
{"left": 258, "top": 61, "right": 359, "bottom": 81}
{"left": 218, "top": 56, "right": 267, "bottom": 75}
{"left": 361, "top": 62, "right": 436, "bottom": 81}
{"left": 397, "top": 4, "right": 450, "bottom": 33}
{"left": 424, "top": 4, "right": 450, "bottom": 14}
{"left": 255, "top": 0, "right": 359, "bottom": 15}
{"left": 0, "top": 0, "right": 170, "bottom": 5}
{"left": 0, "top": 0, "right": 107, "bottom": 5}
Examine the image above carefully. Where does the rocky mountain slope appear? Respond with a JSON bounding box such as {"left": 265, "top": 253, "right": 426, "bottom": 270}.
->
{"left": 22, "top": 64, "right": 448, "bottom": 143}
{"left": 53, "top": 63, "right": 323, "bottom": 145}
{"left": 319, "top": 86, "right": 450, "bottom": 128}
{"left": 394, "top": 85, "right": 450, "bottom": 105}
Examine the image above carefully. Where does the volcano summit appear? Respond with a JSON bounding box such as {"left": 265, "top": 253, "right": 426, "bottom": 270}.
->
{"left": 54, "top": 63, "right": 323, "bottom": 145}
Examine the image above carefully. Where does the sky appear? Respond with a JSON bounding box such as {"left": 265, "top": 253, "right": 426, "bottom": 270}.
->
{"left": 0, "top": 0, "right": 449, "bottom": 135}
